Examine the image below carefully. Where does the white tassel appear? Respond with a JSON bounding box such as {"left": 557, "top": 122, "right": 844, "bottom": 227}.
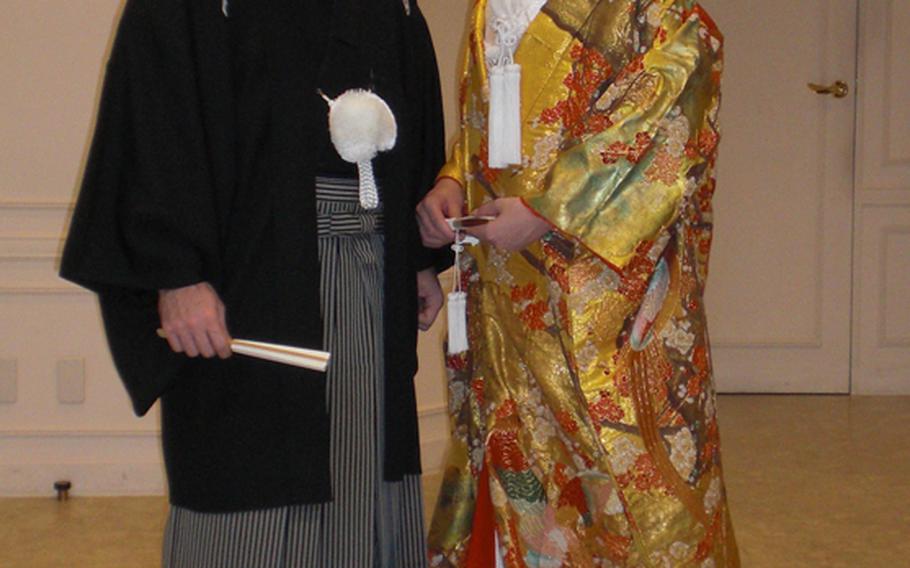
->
{"left": 488, "top": 63, "right": 522, "bottom": 168}
{"left": 357, "top": 160, "right": 380, "bottom": 210}
{"left": 446, "top": 232, "right": 478, "bottom": 355}
{"left": 488, "top": 66, "right": 506, "bottom": 168}
{"left": 486, "top": 7, "right": 524, "bottom": 169}
{"left": 489, "top": 63, "right": 522, "bottom": 168}
{"left": 502, "top": 64, "right": 522, "bottom": 163}
{"left": 447, "top": 291, "right": 469, "bottom": 355}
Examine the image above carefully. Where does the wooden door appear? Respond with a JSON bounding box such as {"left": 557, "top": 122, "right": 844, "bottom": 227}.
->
{"left": 699, "top": 0, "right": 857, "bottom": 392}
{"left": 852, "top": 1, "right": 910, "bottom": 394}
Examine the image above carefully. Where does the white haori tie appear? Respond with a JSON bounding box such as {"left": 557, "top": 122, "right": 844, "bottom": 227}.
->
{"left": 485, "top": 0, "right": 546, "bottom": 168}
{"left": 321, "top": 89, "right": 398, "bottom": 210}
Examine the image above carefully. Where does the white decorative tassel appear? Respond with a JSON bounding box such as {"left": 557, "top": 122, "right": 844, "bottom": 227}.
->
{"left": 488, "top": 66, "right": 505, "bottom": 167}
{"left": 486, "top": 7, "right": 525, "bottom": 169}
{"left": 321, "top": 89, "right": 398, "bottom": 210}
{"left": 503, "top": 64, "right": 522, "bottom": 160}
{"left": 488, "top": 63, "right": 522, "bottom": 168}
{"left": 447, "top": 291, "right": 469, "bottom": 355}
{"left": 447, "top": 232, "right": 479, "bottom": 355}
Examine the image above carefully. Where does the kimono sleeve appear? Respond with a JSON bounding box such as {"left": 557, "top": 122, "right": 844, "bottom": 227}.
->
{"left": 525, "top": 8, "right": 721, "bottom": 269}
{"left": 437, "top": 137, "right": 467, "bottom": 189}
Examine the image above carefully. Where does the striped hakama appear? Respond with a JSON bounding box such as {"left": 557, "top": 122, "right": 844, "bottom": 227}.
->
{"left": 162, "top": 177, "right": 426, "bottom": 567}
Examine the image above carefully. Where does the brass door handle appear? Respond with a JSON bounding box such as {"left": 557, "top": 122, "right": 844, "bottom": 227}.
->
{"left": 808, "top": 80, "right": 849, "bottom": 98}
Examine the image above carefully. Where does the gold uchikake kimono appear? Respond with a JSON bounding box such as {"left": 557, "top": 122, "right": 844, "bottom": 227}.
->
{"left": 429, "top": 1, "right": 739, "bottom": 566}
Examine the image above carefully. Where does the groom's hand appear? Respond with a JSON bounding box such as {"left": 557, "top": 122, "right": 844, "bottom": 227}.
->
{"left": 417, "top": 268, "right": 444, "bottom": 331}
{"left": 158, "top": 282, "right": 232, "bottom": 359}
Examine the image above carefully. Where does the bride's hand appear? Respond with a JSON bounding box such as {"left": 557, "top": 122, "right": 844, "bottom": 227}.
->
{"left": 465, "top": 198, "right": 551, "bottom": 251}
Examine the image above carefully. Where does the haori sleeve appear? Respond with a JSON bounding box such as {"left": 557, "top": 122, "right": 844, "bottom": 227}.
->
{"left": 60, "top": 0, "right": 225, "bottom": 292}
{"left": 58, "top": 0, "right": 232, "bottom": 416}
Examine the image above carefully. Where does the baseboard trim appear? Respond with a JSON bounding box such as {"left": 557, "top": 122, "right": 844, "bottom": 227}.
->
{"left": 1, "top": 420, "right": 452, "bottom": 497}
{"left": 0, "top": 462, "right": 167, "bottom": 497}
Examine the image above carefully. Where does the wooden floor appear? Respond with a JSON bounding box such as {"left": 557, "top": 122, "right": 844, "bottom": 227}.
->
{"left": 2, "top": 395, "right": 908, "bottom": 567}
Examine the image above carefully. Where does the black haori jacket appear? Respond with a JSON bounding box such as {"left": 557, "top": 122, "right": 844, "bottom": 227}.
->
{"left": 60, "top": 0, "right": 447, "bottom": 512}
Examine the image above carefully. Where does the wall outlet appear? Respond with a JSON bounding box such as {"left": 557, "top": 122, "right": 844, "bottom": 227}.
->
{"left": 57, "top": 359, "right": 85, "bottom": 404}
{"left": 0, "top": 360, "right": 17, "bottom": 403}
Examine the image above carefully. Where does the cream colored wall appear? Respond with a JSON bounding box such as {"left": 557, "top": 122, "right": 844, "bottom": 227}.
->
{"left": 419, "top": 1, "right": 472, "bottom": 146}
{"left": 0, "top": 1, "right": 167, "bottom": 496}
